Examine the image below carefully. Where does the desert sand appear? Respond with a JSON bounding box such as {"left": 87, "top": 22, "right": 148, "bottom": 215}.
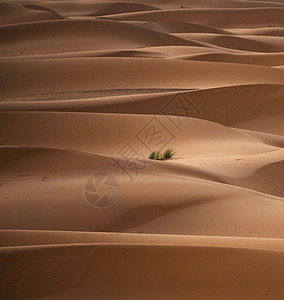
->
{"left": 0, "top": 0, "right": 284, "bottom": 299}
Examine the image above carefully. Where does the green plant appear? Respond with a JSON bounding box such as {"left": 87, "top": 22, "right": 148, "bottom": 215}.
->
{"left": 149, "top": 151, "right": 162, "bottom": 160}
{"left": 162, "top": 149, "right": 175, "bottom": 160}
{"left": 149, "top": 149, "right": 175, "bottom": 160}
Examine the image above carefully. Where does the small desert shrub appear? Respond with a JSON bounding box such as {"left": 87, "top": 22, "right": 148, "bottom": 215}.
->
{"left": 149, "top": 149, "right": 175, "bottom": 160}
{"left": 149, "top": 151, "right": 162, "bottom": 160}
{"left": 162, "top": 149, "right": 175, "bottom": 159}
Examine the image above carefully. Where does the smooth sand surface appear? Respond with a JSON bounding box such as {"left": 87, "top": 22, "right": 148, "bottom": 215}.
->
{"left": 0, "top": 0, "right": 284, "bottom": 299}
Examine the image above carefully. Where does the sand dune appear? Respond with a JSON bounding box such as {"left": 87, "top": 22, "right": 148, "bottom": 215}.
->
{"left": 80, "top": 2, "right": 161, "bottom": 17}
{"left": 176, "top": 33, "right": 284, "bottom": 52}
{"left": 40, "top": 0, "right": 284, "bottom": 12}
{"left": 1, "top": 242, "right": 284, "bottom": 300}
{"left": 37, "top": 1, "right": 161, "bottom": 18}
{"left": 0, "top": 19, "right": 200, "bottom": 56}
{"left": 102, "top": 8, "right": 284, "bottom": 28}
{"left": 0, "top": 2, "right": 62, "bottom": 26}
{"left": 1, "top": 230, "right": 284, "bottom": 299}
{"left": 1, "top": 0, "right": 284, "bottom": 299}
{"left": 155, "top": 0, "right": 284, "bottom": 8}
{"left": 129, "top": 21, "right": 230, "bottom": 34}
{"left": 1, "top": 84, "right": 283, "bottom": 135}
{"left": 0, "top": 113, "right": 284, "bottom": 237}
{"left": 1, "top": 144, "right": 284, "bottom": 236}
{"left": 229, "top": 27, "right": 284, "bottom": 37}
{"left": 182, "top": 52, "right": 284, "bottom": 66}
{"left": 228, "top": 158, "right": 284, "bottom": 197}
{"left": 1, "top": 112, "right": 276, "bottom": 156}
{"left": 3, "top": 230, "right": 284, "bottom": 249}
{"left": 1, "top": 58, "right": 284, "bottom": 99}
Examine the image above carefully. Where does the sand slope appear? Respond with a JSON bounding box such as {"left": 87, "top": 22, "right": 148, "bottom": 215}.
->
{"left": 102, "top": 8, "right": 284, "bottom": 28}
{"left": 183, "top": 52, "right": 284, "bottom": 66}
{"left": 0, "top": 113, "right": 283, "bottom": 237}
{"left": 0, "top": 2, "right": 62, "bottom": 25}
{"left": 0, "top": 19, "right": 203, "bottom": 56}
{"left": 1, "top": 242, "right": 284, "bottom": 300}
{"left": 1, "top": 58, "right": 284, "bottom": 99}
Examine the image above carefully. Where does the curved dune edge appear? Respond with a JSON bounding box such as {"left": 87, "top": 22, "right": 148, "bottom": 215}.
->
{"left": 38, "top": 0, "right": 284, "bottom": 15}
{"left": 1, "top": 143, "right": 284, "bottom": 236}
{"left": 1, "top": 242, "right": 284, "bottom": 300}
{"left": 1, "top": 58, "right": 284, "bottom": 99}
{"left": 174, "top": 33, "right": 284, "bottom": 52}
{"left": 181, "top": 52, "right": 284, "bottom": 66}
{"left": 1, "top": 84, "right": 282, "bottom": 135}
{"left": 0, "top": 2, "right": 62, "bottom": 26}
{"left": 41, "top": 1, "right": 161, "bottom": 18}
{"left": 129, "top": 21, "right": 230, "bottom": 34}
{"left": 2, "top": 230, "right": 284, "bottom": 249}
{"left": 101, "top": 7, "right": 284, "bottom": 28}
{"left": 226, "top": 159, "right": 284, "bottom": 197}
{"left": 229, "top": 27, "right": 284, "bottom": 37}
{"left": 0, "top": 112, "right": 280, "bottom": 157}
{"left": 0, "top": 19, "right": 201, "bottom": 55}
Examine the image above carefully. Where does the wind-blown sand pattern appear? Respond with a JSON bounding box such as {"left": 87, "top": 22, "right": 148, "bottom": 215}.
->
{"left": 0, "top": 0, "right": 284, "bottom": 299}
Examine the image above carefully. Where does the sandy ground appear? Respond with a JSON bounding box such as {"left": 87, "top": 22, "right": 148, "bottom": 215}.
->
{"left": 0, "top": 0, "right": 284, "bottom": 299}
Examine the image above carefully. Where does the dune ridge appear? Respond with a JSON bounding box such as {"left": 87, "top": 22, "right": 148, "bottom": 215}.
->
{"left": 1, "top": 58, "right": 284, "bottom": 99}
{"left": 101, "top": 7, "right": 284, "bottom": 28}
{"left": 0, "top": 2, "right": 62, "bottom": 25}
